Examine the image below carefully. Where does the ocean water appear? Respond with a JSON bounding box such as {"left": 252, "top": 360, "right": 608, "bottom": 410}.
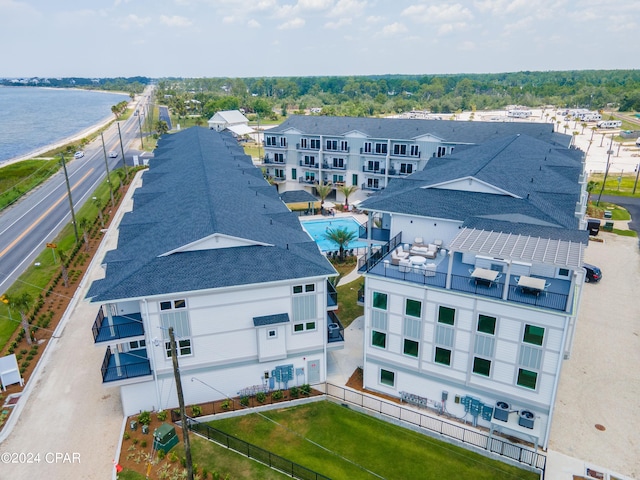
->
{"left": 0, "top": 86, "right": 130, "bottom": 163}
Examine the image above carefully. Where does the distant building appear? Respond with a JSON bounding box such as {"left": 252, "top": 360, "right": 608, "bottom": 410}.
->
{"left": 86, "top": 127, "right": 339, "bottom": 415}
{"left": 207, "top": 109, "right": 253, "bottom": 137}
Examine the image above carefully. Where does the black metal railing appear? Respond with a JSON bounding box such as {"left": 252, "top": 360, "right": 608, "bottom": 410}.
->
{"left": 326, "top": 280, "right": 338, "bottom": 308}
{"left": 101, "top": 348, "right": 152, "bottom": 383}
{"left": 357, "top": 232, "right": 402, "bottom": 272}
{"left": 187, "top": 418, "right": 330, "bottom": 480}
{"left": 91, "top": 306, "right": 106, "bottom": 342}
{"left": 92, "top": 310, "right": 145, "bottom": 343}
{"left": 323, "top": 384, "right": 546, "bottom": 472}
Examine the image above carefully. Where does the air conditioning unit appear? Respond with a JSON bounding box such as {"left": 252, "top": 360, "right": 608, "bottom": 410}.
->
{"left": 493, "top": 401, "right": 510, "bottom": 422}
{"left": 519, "top": 410, "right": 535, "bottom": 429}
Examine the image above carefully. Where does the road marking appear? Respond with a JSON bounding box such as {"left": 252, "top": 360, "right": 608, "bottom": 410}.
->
{"left": 0, "top": 168, "right": 94, "bottom": 258}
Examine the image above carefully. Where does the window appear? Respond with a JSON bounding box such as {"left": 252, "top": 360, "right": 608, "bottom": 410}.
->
{"left": 375, "top": 142, "right": 387, "bottom": 154}
{"left": 380, "top": 369, "right": 395, "bottom": 387}
{"left": 300, "top": 138, "right": 308, "bottom": 149}
{"left": 372, "top": 292, "right": 388, "bottom": 310}
{"left": 340, "top": 140, "right": 348, "bottom": 151}
{"left": 363, "top": 142, "right": 372, "bottom": 153}
{"left": 267, "top": 329, "right": 277, "bottom": 339}
{"left": 333, "top": 175, "right": 344, "bottom": 184}
{"left": 305, "top": 172, "right": 315, "bottom": 182}
{"left": 304, "top": 155, "right": 315, "bottom": 165}
{"left": 410, "top": 145, "right": 419, "bottom": 156}
{"left": 266, "top": 136, "right": 276, "bottom": 146}
{"left": 292, "top": 284, "right": 317, "bottom": 332}
{"left": 280, "top": 137, "right": 287, "bottom": 147}
{"left": 129, "top": 339, "right": 146, "bottom": 350}
{"left": 332, "top": 157, "right": 344, "bottom": 168}
{"left": 352, "top": 174, "right": 358, "bottom": 186}
{"left": 405, "top": 299, "right": 421, "bottom": 318}
{"left": 437, "top": 146, "right": 446, "bottom": 157}
{"left": 523, "top": 325, "right": 545, "bottom": 346}
{"left": 160, "top": 299, "right": 185, "bottom": 311}
{"left": 558, "top": 268, "right": 569, "bottom": 277}
{"left": 477, "top": 315, "right": 496, "bottom": 335}
{"left": 274, "top": 153, "right": 284, "bottom": 163}
{"left": 367, "top": 160, "right": 380, "bottom": 172}
{"left": 293, "top": 285, "right": 303, "bottom": 294}
{"left": 517, "top": 368, "right": 538, "bottom": 389}
{"left": 435, "top": 347, "right": 451, "bottom": 366}
{"left": 291, "top": 168, "right": 297, "bottom": 180}
{"left": 367, "top": 178, "right": 379, "bottom": 189}
{"left": 310, "top": 139, "right": 320, "bottom": 149}
{"left": 160, "top": 306, "right": 192, "bottom": 358}
{"left": 403, "top": 339, "right": 419, "bottom": 357}
{"left": 326, "top": 139, "right": 338, "bottom": 150}
{"left": 372, "top": 331, "right": 386, "bottom": 348}
{"left": 473, "top": 357, "right": 491, "bottom": 376}
{"left": 293, "top": 321, "right": 316, "bottom": 333}
{"left": 305, "top": 284, "right": 315, "bottom": 292}
{"left": 274, "top": 168, "right": 285, "bottom": 179}
{"left": 399, "top": 163, "right": 413, "bottom": 174}
{"left": 393, "top": 144, "right": 407, "bottom": 155}
{"left": 438, "top": 306, "right": 455, "bottom": 325}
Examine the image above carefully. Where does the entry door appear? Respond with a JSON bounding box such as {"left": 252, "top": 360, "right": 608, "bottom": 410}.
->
{"left": 307, "top": 359, "right": 321, "bottom": 384}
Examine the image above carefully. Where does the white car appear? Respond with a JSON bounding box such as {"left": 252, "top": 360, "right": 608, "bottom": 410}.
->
{"left": 73, "top": 151, "right": 85, "bottom": 159}
{"left": 108, "top": 151, "right": 118, "bottom": 158}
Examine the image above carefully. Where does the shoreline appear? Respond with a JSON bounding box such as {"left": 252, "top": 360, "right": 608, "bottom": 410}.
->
{"left": 0, "top": 88, "right": 135, "bottom": 168}
{"left": 0, "top": 114, "right": 117, "bottom": 168}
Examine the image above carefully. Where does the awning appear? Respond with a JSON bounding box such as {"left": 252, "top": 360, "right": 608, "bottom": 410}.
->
{"left": 227, "top": 124, "right": 255, "bottom": 136}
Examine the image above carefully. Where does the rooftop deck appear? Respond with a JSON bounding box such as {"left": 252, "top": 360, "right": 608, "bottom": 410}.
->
{"left": 367, "top": 249, "right": 572, "bottom": 313}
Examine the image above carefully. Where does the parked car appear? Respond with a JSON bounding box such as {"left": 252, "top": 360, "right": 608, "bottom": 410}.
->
{"left": 108, "top": 151, "right": 118, "bottom": 158}
{"left": 73, "top": 151, "right": 85, "bottom": 159}
{"left": 583, "top": 263, "right": 602, "bottom": 283}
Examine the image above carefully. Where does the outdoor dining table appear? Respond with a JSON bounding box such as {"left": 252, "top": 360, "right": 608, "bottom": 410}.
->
{"left": 517, "top": 275, "right": 546, "bottom": 295}
{"left": 471, "top": 267, "right": 498, "bottom": 286}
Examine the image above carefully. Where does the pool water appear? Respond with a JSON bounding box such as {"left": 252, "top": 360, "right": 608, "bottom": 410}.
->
{"left": 301, "top": 217, "right": 368, "bottom": 252}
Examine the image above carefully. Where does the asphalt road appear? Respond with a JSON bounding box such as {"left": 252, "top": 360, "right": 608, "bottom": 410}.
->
{"left": 599, "top": 194, "right": 640, "bottom": 236}
{"left": 0, "top": 90, "right": 153, "bottom": 294}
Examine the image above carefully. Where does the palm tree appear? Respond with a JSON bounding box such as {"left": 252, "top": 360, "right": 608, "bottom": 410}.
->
{"left": 324, "top": 227, "right": 357, "bottom": 262}
{"left": 315, "top": 183, "right": 332, "bottom": 214}
{"left": 79, "top": 217, "right": 91, "bottom": 251}
{"left": 58, "top": 250, "right": 69, "bottom": 287}
{"left": 155, "top": 120, "right": 169, "bottom": 136}
{"left": 338, "top": 185, "right": 358, "bottom": 209}
{"left": 7, "top": 292, "right": 34, "bottom": 345}
{"left": 586, "top": 180, "right": 598, "bottom": 203}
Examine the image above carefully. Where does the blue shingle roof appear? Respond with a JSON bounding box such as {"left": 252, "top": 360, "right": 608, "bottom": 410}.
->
{"left": 360, "top": 134, "right": 587, "bottom": 242}
{"left": 253, "top": 313, "right": 290, "bottom": 327}
{"left": 87, "top": 127, "right": 335, "bottom": 302}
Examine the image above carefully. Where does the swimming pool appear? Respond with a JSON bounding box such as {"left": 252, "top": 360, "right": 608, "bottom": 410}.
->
{"left": 301, "top": 217, "right": 368, "bottom": 252}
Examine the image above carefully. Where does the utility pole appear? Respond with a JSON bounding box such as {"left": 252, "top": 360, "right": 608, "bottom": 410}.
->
{"left": 169, "top": 327, "right": 194, "bottom": 480}
{"left": 117, "top": 122, "right": 128, "bottom": 178}
{"left": 137, "top": 109, "right": 144, "bottom": 149}
{"left": 60, "top": 153, "right": 79, "bottom": 243}
{"left": 596, "top": 134, "right": 615, "bottom": 206}
{"left": 100, "top": 133, "right": 115, "bottom": 208}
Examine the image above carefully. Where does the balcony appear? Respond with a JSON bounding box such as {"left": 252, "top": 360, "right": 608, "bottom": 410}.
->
{"left": 267, "top": 174, "right": 286, "bottom": 183}
{"left": 299, "top": 160, "right": 319, "bottom": 168}
{"left": 359, "top": 148, "right": 386, "bottom": 156}
{"left": 263, "top": 156, "right": 286, "bottom": 165}
{"left": 359, "top": 239, "right": 571, "bottom": 313}
{"left": 327, "top": 311, "right": 345, "bottom": 345}
{"left": 361, "top": 166, "right": 385, "bottom": 175}
{"left": 361, "top": 182, "right": 384, "bottom": 191}
{"left": 388, "top": 168, "right": 414, "bottom": 177}
{"left": 92, "top": 307, "right": 144, "bottom": 343}
{"left": 295, "top": 143, "right": 320, "bottom": 151}
{"left": 322, "top": 163, "right": 347, "bottom": 171}
{"left": 101, "top": 346, "right": 152, "bottom": 384}
{"left": 358, "top": 222, "right": 391, "bottom": 243}
{"left": 299, "top": 177, "right": 318, "bottom": 185}
{"left": 327, "top": 280, "right": 338, "bottom": 309}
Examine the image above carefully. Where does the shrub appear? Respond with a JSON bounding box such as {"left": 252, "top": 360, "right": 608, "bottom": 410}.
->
{"left": 240, "top": 396, "right": 250, "bottom": 407}
{"left": 190, "top": 405, "right": 202, "bottom": 417}
{"left": 123, "top": 432, "right": 130, "bottom": 441}
{"left": 20, "top": 349, "right": 28, "bottom": 355}
{"left": 272, "top": 390, "right": 283, "bottom": 401}
{"left": 289, "top": 386, "right": 299, "bottom": 398}
{"left": 132, "top": 438, "right": 139, "bottom": 445}
{"left": 137, "top": 410, "right": 151, "bottom": 426}
{"left": 168, "top": 451, "right": 178, "bottom": 463}
{"left": 256, "top": 391, "right": 266, "bottom": 403}
{"left": 156, "top": 410, "right": 167, "bottom": 421}
{"left": 221, "top": 400, "right": 230, "bottom": 410}
{"left": 157, "top": 449, "right": 165, "bottom": 460}
{"left": 300, "top": 384, "right": 311, "bottom": 396}
{"left": 140, "top": 440, "right": 147, "bottom": 448}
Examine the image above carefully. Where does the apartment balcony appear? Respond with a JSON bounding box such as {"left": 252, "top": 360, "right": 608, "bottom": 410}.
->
{"left": 262, "top": 156, "right": 286, "bottom": 165}
{"left": 322, "top": 163, "right": 347, "bottom": 171}
{"left": 325, "top": 146, "right": 350, "bottom": 153}
{"left": 359, "top": 148, "right": 386, "bottom": 156}
{"left": 299, "top": 177, "right": 319, "bottom": 185}
{"left": 390, "top": 151, "right": 421, "bottom": 159}
{"left": 263, "top": 143, "right": 287, "bottom": 149}
{"left": 358, "top": 222, "right": 391, "bottom": 243}
{"left": 358, "top": 238, "right": 572, "bottom": 313}
{"left": 295, "top": 143, "right": 320, "bottom": 151}
{"left": 327, "top": 280, "right": 338, "bottom": 310}
{"left": 387, "top": 168, "right": 414, "bottom": 177}
{"left": 299, "top": 160, "right": 319, "bottom": 168}
{"left": 361, "top": 182, "right": 384, "bottom": 191}
{"left": 267, "top": 174, "right": 286, "bottom": 183}
{"left": 92, "top": 307, "right": 144, "bottom": 343}
{"left": 361, "top": 166, "right": 386, "bottom": 175}
{"left": 327, "top": 311, "right": 345, "bottom": 347}
{"left": 101, "top": 346, "right": 152, "bottom": 384}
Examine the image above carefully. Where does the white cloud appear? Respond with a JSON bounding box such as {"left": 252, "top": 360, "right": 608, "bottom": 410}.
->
{"left": 121, "top": 14, "right": 151, "bottom": 29}
{"left": 381, "top": 22, "right": 407, "bottom": 36}
{"left": 437, "top": 22, "right": 467, "bottom": 35}
{"left": 160, "top": 15, "right": 193, "bottom": 27}
{"left": 247, "top": 18, "right": 261, "bottom": 28}
{"left": 325, "top": 17, "right": 352, "bottom": 29}
{"left": 222, "top": 15, "right": 236, "bottom": 23}
{"left": 278, "top": 17, "right": 305, "bottom": 29}
{"left": 298, "top": 0, "right": 334, "bottom": 10}
{"left": 402, "top": 3, "right": 473, "bottom": 24}
{"left": 366, "top": 15, "right": 383, "bottom": 23}
{"left": 327, "top": 0, "right": 368, "bottom": 18}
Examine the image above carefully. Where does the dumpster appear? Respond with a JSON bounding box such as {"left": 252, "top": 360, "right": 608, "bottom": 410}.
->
{"left": 153, "top": 423, "right": 179, "bottom": 454}
{"left": 587, "top": 219, "right": 600, "bottom": 236}
{"left": 602, "top": 221, "right": 614, "bottom": 232}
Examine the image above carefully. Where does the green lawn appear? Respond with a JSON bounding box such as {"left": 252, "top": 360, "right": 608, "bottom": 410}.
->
{"left": 206, "top": 401, "right": 538, "bottom": 480}
{"left": 0, "top": 159, "right": 61, "bottom": 210}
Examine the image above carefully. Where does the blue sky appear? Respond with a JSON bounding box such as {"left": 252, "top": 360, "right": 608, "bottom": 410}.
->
{"left": 1, "top": 0, "right": 638, "bottom": 78}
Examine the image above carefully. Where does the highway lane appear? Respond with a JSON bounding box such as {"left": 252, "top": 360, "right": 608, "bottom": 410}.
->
{"left": 0, "top": 88, "right": 154, "bottom": 294}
